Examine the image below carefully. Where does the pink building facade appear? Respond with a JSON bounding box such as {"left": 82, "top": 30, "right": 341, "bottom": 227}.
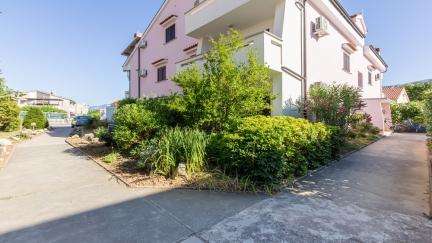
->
{"left": 122, "top": 0, "right": 391, "bottom": 132}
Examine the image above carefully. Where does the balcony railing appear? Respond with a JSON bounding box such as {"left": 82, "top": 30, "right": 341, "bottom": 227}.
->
{"left": 176, "top": 31, "right": 283, "bottom": 72}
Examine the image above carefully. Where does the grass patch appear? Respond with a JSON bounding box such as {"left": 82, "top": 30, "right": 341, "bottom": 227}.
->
{"left": 102, "top": 152, "right": 121, "bottom": 164}
{"left": 340, "top": 135, "right": 380, "bottom": 155}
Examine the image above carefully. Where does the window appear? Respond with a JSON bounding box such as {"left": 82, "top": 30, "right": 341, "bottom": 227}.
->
{"left": 368, "top": 71, "right": 372, "bottom": 85}
{"left": 165, "top": 24, "right": 176, "bottom": 43}
{"left": 358, "top": 72, "right": 363, "bottom": 89}
{"left": 343, "top": 52, "right": 350, "bottom": 72}
{"left": 157, "top": 66, "right": 167, "bottom": 82}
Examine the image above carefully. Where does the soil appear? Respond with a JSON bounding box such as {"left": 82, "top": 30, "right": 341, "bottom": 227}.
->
{"left": 66, "top": 137, "right": 203, "bottom": 189}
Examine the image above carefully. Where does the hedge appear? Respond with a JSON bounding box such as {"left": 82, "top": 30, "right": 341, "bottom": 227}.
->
{"left": 22, "top": 107, "right": 49, "bottom": 129}
{"left": 207, "top": 116, "right": 342, "bottom": 186}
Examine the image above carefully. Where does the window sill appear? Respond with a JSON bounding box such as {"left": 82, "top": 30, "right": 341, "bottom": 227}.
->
{"left": 165, "top": 38, "right": 177, "bottom": 45}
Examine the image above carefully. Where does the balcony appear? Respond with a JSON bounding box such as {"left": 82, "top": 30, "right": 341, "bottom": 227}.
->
{"left": 177, "top": 31, "right": 283, "bottom": 72}
{"left": 185, "top": 0, "right": 280, "bottom": 38}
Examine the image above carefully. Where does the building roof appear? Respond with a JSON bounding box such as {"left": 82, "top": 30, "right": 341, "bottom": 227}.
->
{"left": 382, "top": 86, "right": 406, "bottom": 101}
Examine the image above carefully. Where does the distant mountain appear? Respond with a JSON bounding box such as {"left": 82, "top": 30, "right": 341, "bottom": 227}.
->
{"left": 389, "top": 79, "right": 432, "bottom": 87}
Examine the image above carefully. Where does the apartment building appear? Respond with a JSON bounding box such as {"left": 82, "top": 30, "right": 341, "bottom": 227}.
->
{"left": 122, "top": 0, "right": 390, "bottom": 132}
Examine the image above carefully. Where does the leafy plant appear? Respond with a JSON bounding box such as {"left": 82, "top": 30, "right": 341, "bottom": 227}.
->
{"left": 298, "top": 83, "right": 363, "bottom": 132}
{"left": 140, "top": 128, "right": 208, "bottom": 178}
{"left": 391, "top": 101, "right": 424, "bottom": 124}
{"left": 0, "top": 77, "right": 20, "bottom": 132}
{"left": 424, "top": 91, "right": 432, "bottom": 137}
{"left": 173, "top": 29, "right": 273, "bottom": 132}
{"left": 405, "top": 81, "right": 432, "bottom": 101}
{"left": 113, "top": 103, "right": 160, "bottom": 152}
{"left": 21, "top": 106, "right": 66, "bottom": 113}
{"left": 102, "top": 152, "right": 120, "bottom": 164}
{"left": 22, "top": 107, "right": 48, "bottom": 129}
{"left": 207, "top": 116, "right": 341, "bottom": 188}
{"left": 95, "top": 126, "right": 114, "bottom": 145}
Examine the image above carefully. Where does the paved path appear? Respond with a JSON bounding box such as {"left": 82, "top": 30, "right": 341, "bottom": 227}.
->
{"left": 187, "top": 133, "right": 432, "bottom": 242}
{"left": 0, "top": 127, "right": 265, "bottom": 243}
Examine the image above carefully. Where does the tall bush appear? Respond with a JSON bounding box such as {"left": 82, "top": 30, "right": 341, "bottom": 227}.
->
{"left": 0, "top": 77, "right": 20, "bottom": 131}
{"left": 390, "top": 101, "right": 424, "bottom": 124}
{"left": 299, "top": 83, "right": 363, "bottom": 131}
{"left": 173, "top": 29, "right": 273, "bottom": 132}
{"left": 113, "top": 103, "right": 160, "bottom": 152}
{"left": 23, "top": 107, "right": 48, "bottom": 129}
{"left": 424, "top": 91, "right": 432, "bottom": 136}
{"left": 405, "top": 81, "right": 432, "bottom": 101}
{"left": 207, "top": 116, "right": 341, "bottom": 187}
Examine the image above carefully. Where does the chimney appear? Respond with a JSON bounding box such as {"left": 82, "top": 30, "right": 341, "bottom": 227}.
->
{"left": 375, "top": 48, "right": 381, "bottom": 54}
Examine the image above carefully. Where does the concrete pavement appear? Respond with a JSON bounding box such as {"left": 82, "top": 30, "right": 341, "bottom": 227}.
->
{"left": 0, "top": 127, "right": 266, "bottom": 243}
{"left": 187, "top": 133, "right": 432, "bottom": 242}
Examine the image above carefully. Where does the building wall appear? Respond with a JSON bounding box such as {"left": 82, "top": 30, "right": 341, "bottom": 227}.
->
{"left": 126, "top": 0, "right": 197, "bottom": 98}
{"left": 397, "top": 90, "right": 410, "bottom": 103}
{"left": 305, "top": 2, "right": 383, "bottom": 99}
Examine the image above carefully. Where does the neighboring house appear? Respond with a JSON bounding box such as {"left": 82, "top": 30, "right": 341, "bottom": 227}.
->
{"left": 17, "top": 91, "right": 89, "bottom": 117}
{"left": 382, "top": 86, "right": 410, "bottom": 103}
{"left": 122, "top": 0, "right": 390, "bottom": 132}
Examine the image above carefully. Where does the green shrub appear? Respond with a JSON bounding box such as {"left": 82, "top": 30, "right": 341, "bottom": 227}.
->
{"left": 299, "top": 83, "right": 363, "bottom": 132}
{"left": 391, "top": 101, "right": 424, "bottom": 124}
{"left": 113, "top": 103, "right": 160, "bottom": 152}
{"left": 95, "top": 126, "right": 114, "bottom": 144}
{"left": 102, "top": 152, "right": 120, "bottom": 164}
{"left": 22, "top": 107, "right": 48, "bottom": 129}
{"left": 207, "top": 116, "right": 341, "bottom": 187}
{"left": 424, "top": 91, "right": 432, "bottom": 136}
{"left": 138, "top": 128, "right": 208, "bottom": 178}
{"left": 0, "top": 77, "right": 20, "bottom": 132}
{"left": 405, "top": 81, "right": 432, "bottom": 101}
{"left": 173, "top": 29, "right": 273, "bottom": 132}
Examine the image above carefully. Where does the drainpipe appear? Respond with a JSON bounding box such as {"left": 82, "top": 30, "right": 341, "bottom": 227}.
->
{"left": 137, "top": 47, "right": 141, "bottom": 98}
{"left": 296, "top": 0, "right": 308, "bottom": 118}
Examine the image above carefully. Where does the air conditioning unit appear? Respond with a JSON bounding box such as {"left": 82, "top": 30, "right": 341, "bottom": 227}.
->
{"left": 139, "top": 69, "right": 148, "bottom": 77}
{"left": 139, "top": 40, "right": 147, "bottom": 49}
{"left": 314, "top": 16, "right": 329, "bottom": 37}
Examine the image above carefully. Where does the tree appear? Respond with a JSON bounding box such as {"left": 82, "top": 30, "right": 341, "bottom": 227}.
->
{"left": 0, "top": 77, "right": 20, "bottom": 131}
{"left": 405, "top": 81, "right": 432, "bottom": 101}
{"left": 173, "top": 29, "right": 273, "bottom": 132}
{"left": 23, "top": 107, "right": 48, "bottom": 129}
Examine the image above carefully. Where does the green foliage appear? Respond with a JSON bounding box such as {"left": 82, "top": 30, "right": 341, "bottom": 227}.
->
{"left": 21, "top": 106, "right": 66, "bottom": 113}
{"left": 102, "top": 152, "right": 120, "bottom": 164}
{"left": 88, "top": 110, "right": 101, "bottom": 120}
{"left": 113, "top": 103, "right": 160, "bottom": 152}
{"left": 424, "top": 91, "right": 432, "bottom": 137}
{"left": 95, "top": 126, "right": 114, "bottom": 144}
{"left": 349, "top": 112, "right": 380, "bottom": 138}
{"left": 173, "top": 29, "right": 273, "bottom": 132}
{"left": 0, "top": 77, "right": 20, "bottom": 132}
{"left": 390, "top": 101, "right": 424, "bottom": 124}
{"left": 207, "top": 116, "right": 341, "bottom": 187}
{"left": 22, "top": 107, "right": 48, "bottom": 129}
{"left": 299, "top": 83, "right": 363, "bottom": 131}
{"left": 147, "top": 128, "right": 208, "bottom": 178}
{"left": 405, "top": 81, "right": 432, "bottom": 101}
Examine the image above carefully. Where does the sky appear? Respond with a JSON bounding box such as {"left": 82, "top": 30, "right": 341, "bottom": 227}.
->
{"left": 0, "top": 0, "right": 431, "bottom": 105}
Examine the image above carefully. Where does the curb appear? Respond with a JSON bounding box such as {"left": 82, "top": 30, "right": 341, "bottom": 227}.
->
{"left": 291, "top": 136, "right": 384, "bottom": 186}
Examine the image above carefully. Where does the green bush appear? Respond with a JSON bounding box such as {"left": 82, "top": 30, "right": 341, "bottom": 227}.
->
{"left": 22, "top": 107, "right": 48, "bottom": 129}
{"left": 137, "top": 128, "right": 208, "bottom": 178}
{"left": 113, "top": 103, "right": 160, "bottom": 152}
{"left": 299, "top": 83, "right": 363, "bottom": 131}
{"left": 95, "top": 126, "right": 114, "bottom": 144}
{"left": 173, "top": 29, "right": 273, "bottom": 132}
{"left": 391, "top": 101, "right": 424, "bottom": 124}
{"left": 207, "top": 116, "right": 341, "bottom": 187}
{"left": 102, "top": 152, "right": 120, "bottom": 164}
{"left": 405, "top": 81, "right": 432, "bottom": 101}
{"left": 424, "top": 91, "right": 432, "bottom": 136}
{"left": 0, "top": 77, "right": 20, "bottom": 132}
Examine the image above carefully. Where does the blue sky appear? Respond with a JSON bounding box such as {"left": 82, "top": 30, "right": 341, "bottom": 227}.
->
{"left": 0, "top": 0, "right": 430, "bottom": 105}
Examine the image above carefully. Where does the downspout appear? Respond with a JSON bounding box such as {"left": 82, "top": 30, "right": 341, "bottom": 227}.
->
{"left": 137, "top": 47, "right": 141, "bottom": 98}
{"left": 296, "top": 0, "right": 308, "bottom": 118}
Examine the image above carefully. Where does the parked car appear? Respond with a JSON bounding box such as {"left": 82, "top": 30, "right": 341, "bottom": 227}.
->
{"left": 71, "top": 115, "right": 91, "bottom": 128}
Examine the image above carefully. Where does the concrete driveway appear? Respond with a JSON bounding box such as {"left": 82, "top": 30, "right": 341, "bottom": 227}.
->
{"left": 0, "top": 127, "right": 266, "bottom": 243}
{"left": 187, "top": 133, "right": 432, "bottom": 242}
